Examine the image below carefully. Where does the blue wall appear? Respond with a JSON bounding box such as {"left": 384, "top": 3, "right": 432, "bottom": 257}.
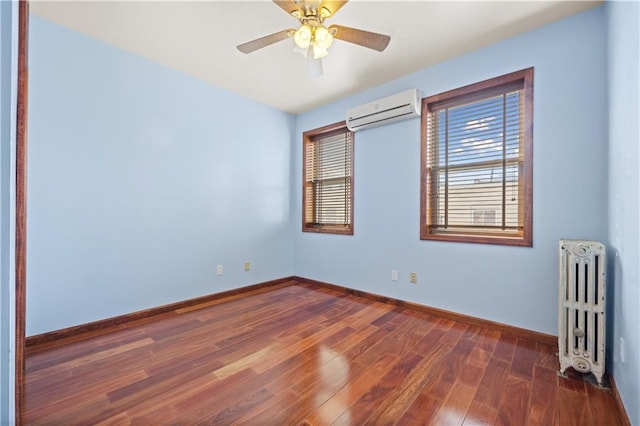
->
{"left": 0, "top": 0, "right": 17, "bottom": 423}
{"left": 27, "top": 17, "right": 294, "bottom": 335}
{"left": 607, "top": 1, "right": 640, "bottom": 423}
{"left": 293, "top": 7, "right": 608, "bottom": 336}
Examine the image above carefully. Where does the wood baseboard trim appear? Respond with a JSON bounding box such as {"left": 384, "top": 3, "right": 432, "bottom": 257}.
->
{"left": 295, "top": 276, "right": 557, "bottom": 347}
{"left": 26, "top": 275, "right": 557, "bottom": 352}
{"left": 26, "top": 276, "right": 297, "bottom": 353}
{"left": 610, "top": 375, "right": 632, "bottom": 426}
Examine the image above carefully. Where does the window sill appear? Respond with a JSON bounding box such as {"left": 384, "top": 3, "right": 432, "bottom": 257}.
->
{"left": 303, "top": 225, "right": 353, "bottom": 236}
{"left": 421, "top": 230, "right": 532, "bottom": 247}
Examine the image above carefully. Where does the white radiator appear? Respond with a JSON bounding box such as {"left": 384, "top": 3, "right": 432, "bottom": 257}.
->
{"left": 558, "top": 239, "right": 606, "bottom": 386}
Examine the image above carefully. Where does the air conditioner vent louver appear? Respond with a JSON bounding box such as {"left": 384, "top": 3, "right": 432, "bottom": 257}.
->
{"left": 346, "top": 89, "right": 421, "bottom": 132}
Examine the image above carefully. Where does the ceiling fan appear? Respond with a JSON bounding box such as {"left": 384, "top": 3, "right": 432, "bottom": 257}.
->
{"left": 236, "top": 0, "right": 390, "bottom": 76}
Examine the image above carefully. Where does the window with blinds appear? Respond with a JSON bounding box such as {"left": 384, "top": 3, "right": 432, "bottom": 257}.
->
{"left": 421, "top": 68, "right": 533, "bottom": 246}
{"left": 303, "top": 121, "right": 354, "bottom": 235}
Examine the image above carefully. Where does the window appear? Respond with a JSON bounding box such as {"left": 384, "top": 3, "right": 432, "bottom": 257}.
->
{"left": 421, "top": 68, "right": 533, "bottom": 246}
{"left": 303, "top": 121, "right": 354, "bottom": 235}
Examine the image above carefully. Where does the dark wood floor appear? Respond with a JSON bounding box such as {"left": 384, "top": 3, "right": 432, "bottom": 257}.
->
{"left": 25, "top": 281, "right": 626, "bottom": 425}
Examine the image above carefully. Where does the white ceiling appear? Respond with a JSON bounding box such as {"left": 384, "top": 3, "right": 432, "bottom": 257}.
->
{"left": 31, "top": 0, "right": 600, "bottom": 114}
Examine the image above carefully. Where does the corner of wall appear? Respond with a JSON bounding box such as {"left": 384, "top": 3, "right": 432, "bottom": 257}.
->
{"left": 606, "top": 1, "right": 640, "bottom": 423}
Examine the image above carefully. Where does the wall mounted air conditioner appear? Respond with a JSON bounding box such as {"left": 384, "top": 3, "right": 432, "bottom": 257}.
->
{"left": 346, "top": 89, "right": 421, "bottom": 132}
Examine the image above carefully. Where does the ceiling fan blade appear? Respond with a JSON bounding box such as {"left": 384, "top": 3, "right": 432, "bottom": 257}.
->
{"left": 272, "top": 0, "right": 300, "bottom": 17}
{"left": 329, "top": 25, "right": 390, "bottom": 52}
{"left": 237, "top": 29, "right": 293, "bottom": 54}
{"left": 319, "top": 1, "right": 348, "bottom": 18}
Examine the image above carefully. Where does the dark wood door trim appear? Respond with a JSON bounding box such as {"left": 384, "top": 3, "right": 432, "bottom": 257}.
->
{"left": 15, "top": 0, "right": 29, "bottom": 424}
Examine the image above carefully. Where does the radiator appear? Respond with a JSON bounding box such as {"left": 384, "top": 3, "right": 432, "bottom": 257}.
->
{"left": 558, "top": 239, "right": 606, "bottom": 386}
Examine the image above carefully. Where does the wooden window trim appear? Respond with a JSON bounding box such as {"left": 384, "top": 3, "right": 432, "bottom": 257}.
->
{"left": 302, "top": 121, "right": 354, "bottom": 235}
{"left": 420, "top": 68, "right": 533, "bottom": 247}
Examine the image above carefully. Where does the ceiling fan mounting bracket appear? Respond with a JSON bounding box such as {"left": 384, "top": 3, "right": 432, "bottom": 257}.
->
{"left": 291, "top": 1, "right": 330, "bottom": 24}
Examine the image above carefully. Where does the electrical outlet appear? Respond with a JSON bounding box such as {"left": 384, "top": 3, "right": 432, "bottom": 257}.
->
{"left": 620, "top": 337, "right": 625, "bottom": 363}
{"left": 244, "top": 261, "right": 251, "bottom": 272}
{"left": 391, "top": 270, "right": 398, "bottom": 281}
{"left": 216, "top": 265, "right": 223, "bottom": 276}
{"left": 409, "top": 272, "right": 417, "bottom": 284}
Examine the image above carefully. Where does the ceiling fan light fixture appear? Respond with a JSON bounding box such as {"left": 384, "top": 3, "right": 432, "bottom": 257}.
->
{"left": 320, "top": 6, "right": 332, "bottom": 18}
{"left": 314, "top": 25, "right": 334, "bottom": 49}
{"left": 293, "top": 24, "right": 312, "bottom": 49}
{"left": 293, "top": 44, "right": 309, "bottom": 58}
{"left": 312, "top": 44, "right": 329, "bottom": 59}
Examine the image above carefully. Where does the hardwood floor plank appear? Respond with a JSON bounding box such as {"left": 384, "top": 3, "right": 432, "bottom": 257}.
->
{"left": 27, "top": 365, "right": 146, "bottom": 422}
{"left": 472, "top": 357, "right": 510, "bottom": 409}
{"left": 559, "top": 367, "right": 588, "bottom": 394}
{"left": 371, "top": 344, "right": 453, "bottom": 424}
{"left": 397, "top": 391, "right": 443, "bottom": 425}
{"left": 26, "top": 395, "right": 114, "bottom": 425}
{"left": 107, "top": 348, "right": 223, "bottom": 403}
{"left": 476, "top": 328, "right": 501, "bottom": 353}
{"left": 26, "top": 331, "right": 152, "bottom": 373}
{"left": 495, "top": 374, "right": 532, "bottom": 426}
{"left": 398, "top": 343, "right": 463, "bottom": 422}
{"left": 458, "top": 359, "right": 484, "bottom": 387}
{"left": 337, "top": 351, "right": 426, "bottom": 424}
{"left": 440, "top": 321, "right": 470, "bottom": 346}
{"left": 27, "top": 338, "right": 153, "bottom": 384}
{"left": 586, "top": 381, "right": 625, "bottom": 426}
{"left": 127, "top": 368, "right": 258, "bottom": 423}
{"left": 493, "top": 332, "right": 518, "bottom": 362}
{"left": 95, "top": 412, "right": 132, "bottom": 426}
{"left": 289, "top": 350, "right": 365, "bottom": 398}
{"left": 230, "top": 388, "right": 299, "bottom": 425}
{"left": 259, "top": 351, "right": 311, "bottom": 395}
{"left": 352, "top": 334, "right": 407, "bottom": 366}
{"left": 534, "top": 341, "right": 559, "bottom": 370}
{"left": 305, "top": 354, "right": 400, "bottom": 425}
{"left": 340, "top": 327, "right": 396, "bottom": 364}
{"left": 463, "top": 400, "right": 498, "bottom": 425}
{"left": 510, "top": 337, "right": 537, "bottom": 380}
{"left": 527, "top": 365, "right": 559, "bottom": 426}
{"left": 196, "top": 387, "right": 274, "bottom": 424}
{"left": 213, "top": 345, "right": 275, "bottom": 379}
{"left": 252, "top": 323, "right": 360, "bottom": 375}
{"left": 110, "top": 367, "right": 256, "bottom": 424}
{"left": 466, "top": 346, "right": 492, "bottom": 369}
{"left": 441, "top": 338, "right": 475, "bottom": 383}
{"left": 25, "top": 281, "right": 626, "bottom": 425}
{"left": 558, "top": 386, "right": 593, "bottom": 425}
{"left": 370, "top": 306, "right": 404, "bottom": 327}
{"left": 430, "top": 381, "right": 477, "bottom": 425}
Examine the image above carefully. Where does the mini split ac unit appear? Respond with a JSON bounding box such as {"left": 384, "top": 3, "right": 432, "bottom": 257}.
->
{"left": 346, "top": 89, "right": 421, "bottom": 132}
